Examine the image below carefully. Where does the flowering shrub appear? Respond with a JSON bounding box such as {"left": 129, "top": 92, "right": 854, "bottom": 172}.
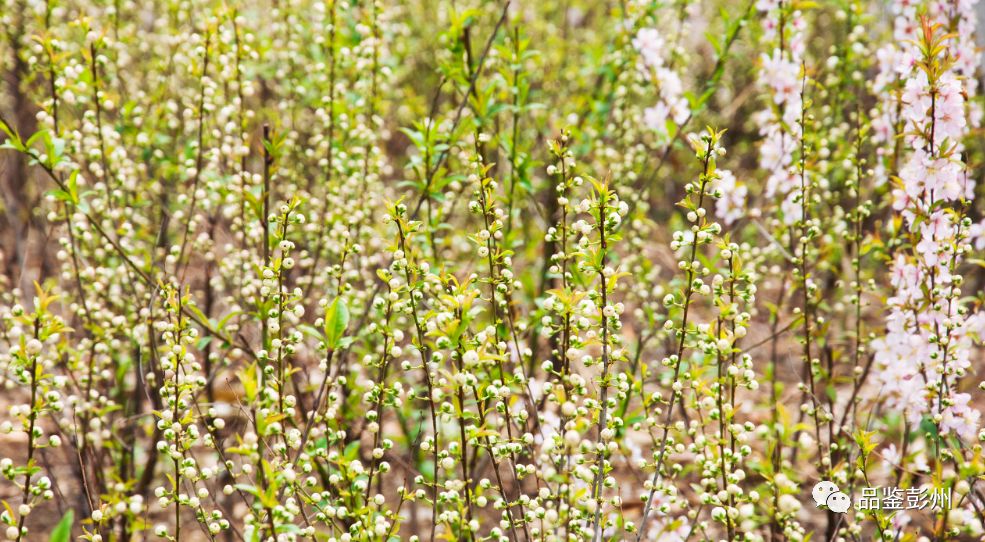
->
{"left": 2, "top": 0, "right": 985, "bottom": 540}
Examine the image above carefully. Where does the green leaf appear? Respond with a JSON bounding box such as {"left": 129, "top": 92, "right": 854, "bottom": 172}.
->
{"left": 196, "top": 336, "right": 213, "bottom": 351}
{"left": 48, "top": 189, "right": 74, "bottom": 204}
{"left": 49, "top": 510, "right": 73, "bottom": 542}
{"left": 216, "top": 310, "right": 243, "bottom": 330}
{"left": 184, "top": 303, "right": 211, "bottom": 328}
{"left": 25, "top": 129, "right": 48, "bottom": 150}
{"left": 235, "top": 483, "right": 262, "bottom": 499}
{"left": 323, "top": 298, "right": 349, "bottom": 349}
{"left": 343, "top": 440, "right": 360, "bottom": 460}
{"left": 298, "top": 324, "right": 325, "bottom": 342}
{"left": 66, "top": 170, "right": 79, "bottom": 204}
{"left": 238, "top": 363, "right": 258, "bottom": 402}
{"left": 0, "top": 119, "right": 24, "bottom": 152}
{"left": 419, "top": 459, "right": 435, "bottom": 481}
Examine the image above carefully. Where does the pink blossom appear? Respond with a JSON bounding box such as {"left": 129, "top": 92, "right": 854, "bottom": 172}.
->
{"left": 761, "top": 51, "right": 800, "bottom": 106}
{"left": 968, "top": 220, "right": 985, "bottom": 250}
{"left": 712, "top": 169, "right": 747, "bottom": 225}
{"left": 632, "top": 28, "right": 665, "bottom": 70}
{"left": 634, "top": 28, "right": 690, "bottom": 143}
{"left": 753, "top": 3, "right": 805, "bottom": 215}
{"left": 643, "top": 104, "right": 670, "bottom": 135}
{"left": 939, "top": 393, "right": 980, "bottom": 440}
